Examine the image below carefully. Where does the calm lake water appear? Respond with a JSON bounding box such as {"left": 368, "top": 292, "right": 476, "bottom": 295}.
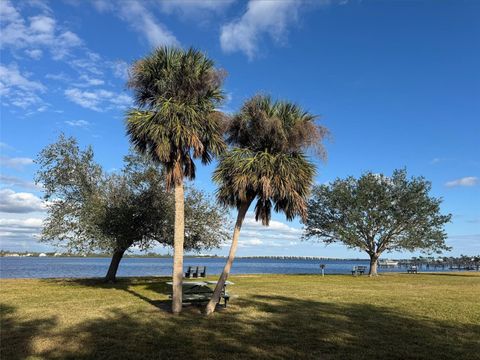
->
{"left": 0, "top": 257, "right": 456, "bottom": 279}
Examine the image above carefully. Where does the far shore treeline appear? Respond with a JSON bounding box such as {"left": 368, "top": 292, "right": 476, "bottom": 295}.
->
{"left": 2, "top": 251, "right": 479, "bottom": 264}
{"left": 32, "top": 46, "right": 453, "bottom": 314}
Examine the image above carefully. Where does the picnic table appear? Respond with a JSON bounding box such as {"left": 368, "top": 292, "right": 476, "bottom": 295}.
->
{"left": 351, "top": 266, "right": 367, "bottom": 275}
{"left": 407, "top": 265, "right": 418, "bottom": 274}
{"left": 166, "top": 281, "right": 234, "bottom": 307}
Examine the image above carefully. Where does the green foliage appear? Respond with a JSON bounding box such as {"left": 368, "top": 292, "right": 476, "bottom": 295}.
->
{"left": 227, "top": 95, "right": 328, "bottom": 158}
{"left": 215, "top": 95, "right": 326, "bottom": 224}
{"left": 35, "top": 134, "right": 107, "bottom": 252}
{"left": 214, "top": 148, "right": 316, "bottom": 224}
{"left": 35, "top": 135, "right": 228, "bottom": 253}
{"left": 303, "top": 169, "right": 452, "bottom": 257}
{"left": 125, "top": 47, "right": 227, "bottom": 187}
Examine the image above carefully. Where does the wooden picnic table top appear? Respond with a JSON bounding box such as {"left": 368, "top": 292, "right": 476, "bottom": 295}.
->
{"left": 205, "top": 280, "right": 234, "bottom": 285}
{"left": 166, "top": 281, "right": 207, "bottom": 286}
{"left": 166, "top": 281, "right": 235, "bottom": 286}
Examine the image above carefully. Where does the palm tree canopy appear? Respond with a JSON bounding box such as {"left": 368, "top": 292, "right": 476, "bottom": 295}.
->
{"left": 226, "top": 95, "right": 328, "bottom": 158}
{"left": 214, "top": 148, "right": 316, "bottom": 224}
{"left": 215, "top": 95, "right": 326, "bottom": 225}
{"left": 126, "top": 47, "right": 227, "bottom": 188}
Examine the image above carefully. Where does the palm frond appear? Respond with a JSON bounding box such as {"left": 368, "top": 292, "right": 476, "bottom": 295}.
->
{"left": 226, "top": 94, "right": 328, "bottom": 158}
{"left": 125, "top": 47, "right": 227, "bottom": 187}
{"left": 214, "top": 149, "right": 316, "bottom": 224}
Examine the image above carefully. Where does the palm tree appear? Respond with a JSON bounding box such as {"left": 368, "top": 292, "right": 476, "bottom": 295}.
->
{"left": 126, "top": 47, "right": 226, "bottom": 314}
{"left": 205, "top": 95, "right": 327, "bottom": 315}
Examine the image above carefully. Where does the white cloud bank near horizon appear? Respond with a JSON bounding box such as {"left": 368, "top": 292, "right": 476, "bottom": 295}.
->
{"left": 0, "top": 189, "right": 46, "bottom": 214}
{"left": 234, "top": 212, "right": 303, "bottom": 248}
{"left": 0, "top": 156, "right": 34, "bottom": 170}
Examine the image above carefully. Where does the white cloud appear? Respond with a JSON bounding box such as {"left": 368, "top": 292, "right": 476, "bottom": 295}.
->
{"left": 239, "top": 238, "right": 264, "bottom": 247}
{"left": 159, "top": 0, "right": 235, "bottom": 18}
{"left": 0, "top": 216, "right": 45, "bottom": 250}
{"left": 64, "top": 88, "right": 132, "bottom": 112}
{"left": 243, "top": 215, "right": 303, "bottom": 234}
{"left": 1, "top": 1, "right": 121, "bottom": 110}
{"left": 220, "top": 0, "right": 301, "bottom": 59}
{"left": 0, "top": 156, "right": 34, "bottom": 170}
{"left": 445, "top": 177, "right": 479, "bottom": 188}
{"left": 0, "top": 142, "right": 14, "bottom": 150}
{"left": 441, "top": 233, "right": 480, "bottom": 256}
{"left": 29, "top": 14, "right": 55, "bottom": 33}
{"left": 0, "top": 189, "right": 46, "bottom": 213}
{"left": 0, "top": 217, "right": 43, "bottom": 229}
{"left": 26, "top": 0, "right": 53, "bottom": 14}
{"left": 0, "top": 0, "right": 82, "bottom": 60}
{"left": 25, "top": 48, "right": 43, "bottom": 59}
{"left": 65, "top": 119, "right": 89, "bottom": 127}
{"left": 0, "top": 63, "right": 46, "bottom": 108}
{"left": 112, "top": 61, "right": 129, "bottom": 80}
{"left": 238, "top": 212, "right": 303, "bottom": 247}
{"left": 68, "top": 51, "right": 104, "bottom": 77}
{"left": 74, "top": 74, "right": 105, "bottom": 87}
{"left": 454, "top": 234, "right": 480, "bottom": 240}
{"left": 47, "top": 52, "right": 112, "bottom": 87}
{"left": 65, "top": 119, "right": 90, "bottom": 127}
{"left": 92, "top": 0, "right": 178, "bottom": 47}
{"left": 0, "top": 175, "right": 40, "bottom": 190}
{"left": 45, "top": 72, "right": 70, "bottom": 81}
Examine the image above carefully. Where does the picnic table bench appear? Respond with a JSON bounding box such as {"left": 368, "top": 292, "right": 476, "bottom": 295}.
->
{"left": 407, "top": 266, "right": 418, "bottom": 274}
{"left": 184, "top": 266, "right": 207, "bottom": 278}
{"left": 167, "top": 281, "right": 234, "bottom": 307}
{"left": 352, "top": 265, "right": 367, "bottom": 275}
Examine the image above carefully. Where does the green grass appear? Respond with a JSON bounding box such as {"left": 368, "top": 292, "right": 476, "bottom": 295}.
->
{"left": 1, "top": 273, "right": 479, "bottom": 360}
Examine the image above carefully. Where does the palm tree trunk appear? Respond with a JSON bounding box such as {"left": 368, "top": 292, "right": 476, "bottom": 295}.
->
{"left": 104, "top": 248, "right": 126, "bottom": 283}
{"left": 205, "top": 201, "right": 250, "bottom": 315}
{"left": 172, "top": 179, "right": 185, "bottom": 314}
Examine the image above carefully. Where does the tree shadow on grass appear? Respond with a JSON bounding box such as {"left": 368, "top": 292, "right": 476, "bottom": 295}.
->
{"left": 410, "top": 272, "right": 480, "bottom": 278}
{"left": 0, "top": 304, "right": 58, "bottom": 360}
{"left": 60, "top": 276, "right": 175, "bottom": 311}
{"left": 3, "top": 294, "right": 479, "bottom": 360}
{"left": 49, "top": 276, "right": 173, "bottom": 289}
{"left": 58, "top": 276, "right": 223, "bottom": 313}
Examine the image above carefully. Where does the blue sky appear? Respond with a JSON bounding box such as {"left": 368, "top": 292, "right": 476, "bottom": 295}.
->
{"left": 1, "top": 0, "right": 479, "bottom": 258}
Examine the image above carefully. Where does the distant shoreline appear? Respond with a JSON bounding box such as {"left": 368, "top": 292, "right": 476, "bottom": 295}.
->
{"left": 2, "top": 251, "right": 477, "bottom": 261}
{"left": 1, "top": 254, "right": 371, "bottom": 261}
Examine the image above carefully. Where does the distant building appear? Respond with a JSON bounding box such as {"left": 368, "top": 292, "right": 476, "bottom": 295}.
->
{"left": 39, "top": 253, "right": 47, "bottom": 257}
{"left": 54, "top": 252, "right": 63, "bottom": 257}
{"left": 6, "top": 253, "right": 20, "bottom": 257}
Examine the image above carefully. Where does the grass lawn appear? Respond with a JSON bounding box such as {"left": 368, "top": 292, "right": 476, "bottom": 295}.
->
{"left": 1, "top": 273, "right": 479, "bottom": 360}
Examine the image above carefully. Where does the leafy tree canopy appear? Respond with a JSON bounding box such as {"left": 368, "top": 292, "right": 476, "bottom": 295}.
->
{"left": 303, "top": 169, "right": 451, "bottom": 275}
{"left": 35, "top": 134, "right": 228, "bottom": 254}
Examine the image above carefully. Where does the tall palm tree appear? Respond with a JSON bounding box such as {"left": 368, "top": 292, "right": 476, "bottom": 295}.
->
{"left": 126, "top": 47, "right": 226, "bottom": 314}
{"left": 205, "top": 95, "right": 327, "bottom": 315}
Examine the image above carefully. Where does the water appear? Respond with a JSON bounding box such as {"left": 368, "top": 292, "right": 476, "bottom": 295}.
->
{"left": 0, "top": 257, "right": 453, "bottom": 279}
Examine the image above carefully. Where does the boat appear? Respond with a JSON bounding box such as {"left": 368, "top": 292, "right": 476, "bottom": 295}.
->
{"left": 378, "top": 259, "right": 399, "bottom": 267}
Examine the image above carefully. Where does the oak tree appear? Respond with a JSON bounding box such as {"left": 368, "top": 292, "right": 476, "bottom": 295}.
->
{"left": 36, "top": 135, "right": 228, "bottom": 282}
{"left": 303, "top": 170, "right": 451, "bottom": 275}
